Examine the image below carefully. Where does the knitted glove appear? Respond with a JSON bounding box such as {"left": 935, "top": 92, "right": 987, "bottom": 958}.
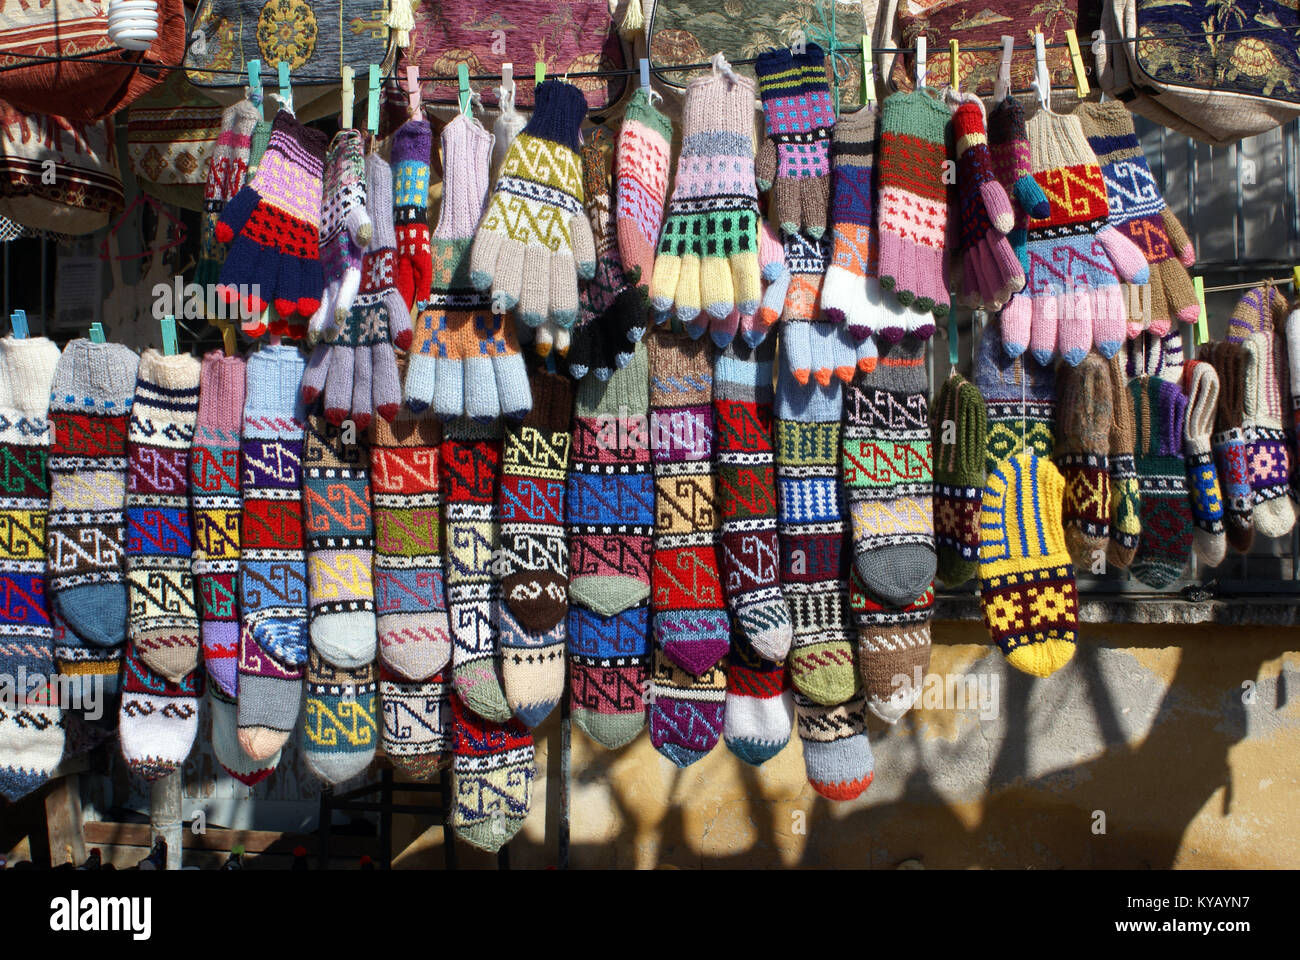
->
{"left": 754, "top": 44, "right": 833, "bottom": 239}
{"left": 987, "top": 96, "right": 1050, "bottom": 276}
{"left": 392, "top": 118, "right": 433, "bottom": 310}
{"left": 216, "top": 110, "right": 329, "bottom": 338}
{"left": 407, "top": 115, "right": 531, "bottom": 421}
{"left": 1183, "top": 360, "right": 1227, "bottom": 566}
{"left": 876, "top": 88, "right": 952, "bottom": 335}
{"left": 302, "top": 154, "right": 406, "bottom": 430}
{"left": 651, "top": 56, "right": 762, "bottom": 332}
{"left": 779, "top": 231, "right": 856, "bottom": 388}
{"left": 1001, "top": 110, "right": 1150, "bottom": 367}
{"left": 949, "top": 93, "right": 1023, "bottom": 311}
{"left": 1075, "top": 100, "right": 1198, "bottom": 338}
{"left": 615, "top": 88, "right": 672, "bottom": 304}
{"left": 470, "top": 80, "right": 596, "bottom": 330}
{"left": 308, "top": 130, "right": 372, "bottom": 344}
{"left": 197, "top": 99, "right": 261, "bottom": 290}
{"left": 746, "top": 220, "right": 789, "bottom": 348}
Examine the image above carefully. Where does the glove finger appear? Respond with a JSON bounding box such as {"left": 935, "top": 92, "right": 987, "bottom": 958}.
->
{"left": 308, "top": 284, "right": 338, "bottom": 345}
{"left": 1156, "top": 257, "right": 1200, "bottom": 326}
{"left": 433, "top": 357, "right": 464, "bottom": 420}
{"left": 731, "top": 249, "right": 762, "bottom": 318}
{"left": 808, "top": 322, "right": 835, "bottom": 387}
{"left": 534, "top": 320, "right": 557, "bottom": 357}
{"left": 567, "top": 323, "right": 595, "bottom": 380}
{"left": 492, "top": 349, "right": 532, "bottom": 420}
{"left": 855, "top": 331, "right": 878, "bottom": 374}
{"left": 1160, "top": 208, "right": 1196, "bottom": 267}
{"left": 1000, "top": 292, "right": 1032, "bottom": 359}
{"left": 831, "top": 322, "right": 857, "bottom": 383}
{"left": 1148, "top": 278, "right": 1172, "bottom": 337}
{"left": 650, "top": 252, "right": 682, "bottom": 319}
{"left": 396, "top": 257, "right": 415, "bottom": 312}
{"left": 1092, "top": 287, "right": 1125, "bottom": 360}
{"left": 469, "top": 230, "right": 505, "bottom": 293}
{"left": 1029, "top": 292, "right": 1058, "bottom": 367}
{"left": 548, "top": 251, "right": 580, "bottom": 328}
{"left": 384, "top": 289, "right": 413, "bottom": 351}
{"left": 570, "top": 212, "right": 597, "bottom": 280}
{"left": 673, "top": 255, "right": 703, "bottom": 325}
{"left": 350, "top": 344, "right": 375, "bottom": 432}
{"left": 1097, "top": 225, "right": 1150, "bottom": 285}
{"left": 324, "top": 346, "right": 355, "bottom": 426}
{"left": 553, "top": 325, "right": 572, "bottom": 357}
{"left": 239, "top": 244, "right": 282, "bottom": 330}
{"left": 404, "top": 351, "right": 437, "bottom": 414}
{"left": 800, "top": 176, "right": 830, "bottom": 241}
{"left": 709, "top": 308, "right": 740, "bottom": 350}
{"left": 302, "top": 342, "right": 333, "bottom": 407}
{"left": 518, "top": 245, "right": 553, "bottom": 328}
{"left": 753, "top": 266, "right": 790, "bottom": 346}
{"left": 610, "top": 285, "right": 648, "bottom": 346}
{"left": 700, "top": 255, "right": 736, "bottom": 323}
{"left": 755, "top": 136, "right": 778, "bottom": 193}
{"left": 782, "top": 320, "right": 813, "bottom": 385}
{"left": 371, "top": 341, "right": 401, "bottom": 423}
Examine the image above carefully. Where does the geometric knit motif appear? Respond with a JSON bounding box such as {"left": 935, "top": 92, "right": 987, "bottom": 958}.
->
{"left": 118, "top": 638, "right": 203, "bottom": 782}
{"left": 1183, "top": 362, "right": 1226, "bottom": 564}
{"left": 755, "top": 44, "right": 834, "bottom": 238}
{"left": 1055, "top": 353, "right": 1112, "bottom": 570}
{"left": 1129, "top": 376, "right": 1193, "bottom": 589}
{"left": 1204, "top": 341, "right": 1254, "bottom": 553}
{"left": 303, "top": 648, "right": 377, "bottom": 785}
{"left": 794, "top": 687, "right": 874, "bottom": 801}
{"left": 1243, "top": 330, "right": 1297, "bottom": 535}
{"left": 1107, "top": 353, "right": 1142, "bottom": 568}
{"left": 975, "top": 320, "right": 1055, "bottom": 475}
{"left": 848, "top": 569, "right": 933, "bottom": 724}
{"left": 722, "top": 627, "right": 792, "bottom": 767}
{"left": 931, "top": 372, "right": 985, "bottom": 586}
{"left": 450, "top": 691, "right": 535, "bottom": 853}
{"left": 615, "top": 88, "right": 672, "bottom": 292}
{"left": 379, "top": 664, "right": 452, "bottom": 780}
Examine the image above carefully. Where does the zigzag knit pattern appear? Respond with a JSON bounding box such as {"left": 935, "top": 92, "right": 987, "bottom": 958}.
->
{"left": 378, "top": 664, "right": 452, "bottom": 780}
{"left": 975, "top": 321, "right": 1056, "bottom": 474}
{"left": 303, "top": 648, "right": 377, "bottom": 784}
{"left": 615, "top": 90, "right": 672, "bottom": 290}
{"left": 118, "top": 640, "right": 202, "bottom": 782}
{"left": 450, "top": 692, "right": 535, "bottom": 852}
{"left": 848, "top": 569, "right": 933, "bottom": 724}
{"left": 477, "top": 134, "right": 584, "bottom": 252}
{"left": 1129, "top": 376, "right": 1194, "bottom": 587}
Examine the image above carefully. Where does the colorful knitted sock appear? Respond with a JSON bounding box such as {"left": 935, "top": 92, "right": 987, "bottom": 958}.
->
{"left": 774, "top": 363, "right": 856, "bottom": 706}
{"left": 499, "top": 601, "right": 565, "bottom": 729}
{"left": 442, "top": 419, "right": 511, "bottom": 722}
{"left": 303, "top": 648, "right": 377, "bottom": 784}
{"left": 1106, "top": 354, "right": 1142, "bottom": 569}
{"left": 47, "top": 340, "right": 138, "bottom": 651}
{"left": 1203, "top": 341, "right": 1254, "bottom": 552}
{"left": 303, "top": 412, "right": 375, "bottom": 668}
{"left": 979, "top": 449, "right": 1078, "bottom": 678}
{"left": 190, "top": 351, "right": 244, "bottom": 698}
{"left": 931, "top": 372, "right": 985, "bottom": 586}
{"left": 379, "top": 664, "right": 452, "bottom": 780}
{"left": 849, "top": 570, "right": 933, "bottom": 723}
{"left": 1227, "top": 284, "right": 1289, "bottom": 345}
{"left": 118, "top": 640, "right": 202, "bottom": 781}
{"left": 1129, "top": 376, "right": 1193, "bottom": 588}
{"left": 126, "top": 351, "right": 202, "bottom": 684}
{"left": 208, "top": 686, "right": 277, "bottom": 786}
{"left": 615, "top": 88, "right": 672, "bottom": 303}
{"left": 370, "top": 358, "right": 451, "bottom": 681}
{"left": 1288, "top": 306, "right": 1300, "bottom": 504}
{"left": 714, "top": 338, "right": 793, "bottom": 660}
{"left": 795, "top": 689, "right": 874, "bottom": 801}
{"left": 1183, "top": 360, "right": 1227, "bottom": 566}
{"left": 723, "top": 630, "right": 792, "bottom": 766}
{"left": 237, "top": 344, "right": 309, "bottom": 762}
{"left": 1055, "top": 353, "right": 1112, "bottom": 570}
{"left": 450, "top": 692, "right": 535, "bottom": 852}
{"left": 975, "top": 319, "right": 1056, "bottom": 474}
{"left": 648, "top": 330, "right": 729, "bottom": 675}
{"left": 648, "top": 645, "right": 727, "bottom": 766}
{"left": 842, "top": 337, "right": 936, "bottom": 606}
{"left": 1243, "top": 331, "right": 1297, "bottom": 536}
{"left": 569, "top": 603, "right": 650, "bottom": 750}
{"left": 0, "top": 336, "right": 62, "bottom": 800}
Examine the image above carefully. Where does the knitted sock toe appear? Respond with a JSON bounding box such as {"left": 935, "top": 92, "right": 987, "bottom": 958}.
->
{"left": 723, "top": 630, "right": 792, "bottom": 766}
{"left": 303, "top": 649, "right": 377, "bottom": 784}
{"left": 795, "top": 690, "right": 874, "bottom": 801}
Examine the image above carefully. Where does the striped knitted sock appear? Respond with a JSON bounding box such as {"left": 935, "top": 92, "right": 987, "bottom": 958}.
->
{"left": 1107, "top": 354, "right": 1142, "bottom": 569}
{"left": 379, "top": 664, "right": 452, "bottom": 780}
{"left": 649, "top": 645, "right": 727, "bottom": 767}
{"left": 0, "top": 336, "right": 63, "bottom": 800}
{"left": 1055, "top": 353, "right": 1112, "bottom": 570}
{"left": 303, "top": 648, "right": 377, "bottom": 784}
{"left": 208, "top": 686, "right": 276, "bottom": 786}
{"left": 1204, "top": 342, "right": 1254, "bottom": 552}
{"left": 303, "top": 412, "right": 375, "bottom": 668}
{"left": 1129, "top": 376, "right": 1193, "bottom": 588}
{"left": 190, "top": 351, "right": 244, "bottom": 698}
{"left": 714, "top": 338, "right": 793, "bottom": 660}
{"left": 776, "top": 363, "right": 856, "bottom": 705}
{"left": 127, "top": 351, "right": 202, "bottom": 684}
{"left": 615, "top": 88, "right": 673, "bottom": 303}
{"left": 975, "top": 319, "right": 1056, "bottom": 473}
{"left": 450, "top": 692, "right": 535, "bottom": 852}
{"left": 931, "top": 372, "right": 986, "bottom": 586}
{"left": 569, "top": 604, "right": 650, "bottom": 750}
{"left": 723, "top": 630, "right": 792, "bottom": 766}
{"left": 442, "top": 419, "right": 511, "bottom": 722}
{"left": 795, "top": 689, "right": 874, "bottom": 801}
{"left": 47, "top": 340, "right": 138, "bottom": 653}
{"left": 237, "top": 344, "right": 309, "bottom": 762}
{"left": 842, "top": 338, "right": 936, "bottom": 607}
{"left": 369, "top": 358, "right": 451, "bottom": 681}
{"left": 119, "top": 640, "right": 202, "bottom": 781}
{"left": 1183, "top": 360, "right": 1227, "bottom": 566}
{"left": 849, "top": 571, "right": 933, "bottom": 723}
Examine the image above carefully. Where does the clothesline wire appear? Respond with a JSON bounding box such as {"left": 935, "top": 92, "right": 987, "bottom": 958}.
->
{"left": 1201, "top": 277, "right": 1298, "bottom": 293}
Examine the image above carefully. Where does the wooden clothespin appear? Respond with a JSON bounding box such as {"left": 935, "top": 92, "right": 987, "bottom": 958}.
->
{"left": 949, "top": 39, "right": 960, "bottom": 92}
{"left": 861, "top": 35, "right": 875, "bottom": 103}
{"left": 89, "top": 323, "right": 106, "bottom": 344}
{"left": 278, "top": 61, "right": 293, "bottom": 115}
{"left": 457, "top": 63, "right": 472, "bottom": 119}
{"left": 995, "top": 36, "right": 1014, "bottom": 102}
{"left": 639, "top": 58, "right": 651, "bottom": 92}
{"left": 406, "top": 64, "right": 421, "bottom": 117}
{"left": 341, "top": 66, "right": 355, "bottom": 129}
{"left": 915, "top": 36, "right": 927, "bottom": 88}
{"left": 1193, "top": 277, "right": 1209, "bottom": 346}
{"left": 221, "top": 323, "right": 237, "bottom": 357}
{"left": 1033, "top": 33, "right": 1050, "bottom": 109}
{"left": 9, "top": 310, "right": 27, "bottom": 339}
{"left": 161, "top": 315, "right": 178, "bottom": 356}
{"left": 367, "top": 64, "right": 381, "bottom": 134}
{"left": 1065, "top": 29, "right": 1090, "bottom": 98}
{"left": 247, "top": 60, "right": 263, "bottom": 115}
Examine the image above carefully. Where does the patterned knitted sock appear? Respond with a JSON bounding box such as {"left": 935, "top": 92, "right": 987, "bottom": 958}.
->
{"left": 1106, "top": 354, "right": 1142, "bottom": 569}
{"left": 370, "top": 356, "right": 451, "bottom": 681}
{"left": 499, "top": 599, "right": 565, "bottom": 729}
{"left": 190, "top": 351, "right": 244, "bottom": 698}
{"left": 648, "top": 330, "right": 729, "bottom": 675}
{"left": 979, "top": 449, "right": 1078, "bottom": 678}
{"left": 127, "top": 351, "right": 202, "bottom": 684}
{"left": 1055, "top": 353, "right": 1112, "bottom": 570}
{"left": 237, "top": 344, "right": 309, "bottom": 762}
{"left": 303, "top": 648, "right": 377, "bottom": 784}
{"left": 118, "top": 641, "right": 202, "bottom": 781}
{"left": 450, "top": 692, "right": 535, "bottom": 852}
{"left": 1126, "top": 328, "right": 1184, "bottom": 383}
{"left": 569, "top": 604, "right": 650, "bottom": 750}
{"left": 849, "top": 570, "right": 933, "bottom": 723}
{"left": 1242, "top": 331, "right": 1297, "bottom": 536}
{"left": 1203, "top": 341, "right": 1254, "bottom": 552}
{"left": 714, "top": 338, "right": 792, "bottom": 660}
{"left": 975, "top": 319, "right": 1056, "bottom": 473}
{"left": 649, "top": 645, "right": 727, "bottom": 766}
{"left": 0, "top": 336, "right": 63, "bottom": 800}
{"left": 47, "top": 340, "right": 138, "bottom": 652}
{"left": 842, "top": 337, "right": 936, "bottom": 606}
{"left": 303, "top": 412, "right": 375, "bottom": 668}
{"left": 795, "top": 689, "right": 874, "bottom": 801}
{"left": 1129, "top": 376, "right": 1193, "bottom": 588}
{"left": 379, "top": 665, "right": 452, "bottom": 780}
{"left": 442, "top": 419, "right": 511, "bottom": 722}
{"left": 208, "top": 686, "right": 277, "bottom": 786}
{"left": 775, "top": 363, "right": 856, "bottom": 705}
{"left": 1183, "top": 360, "right": 1227, "bottom": 566}
{"left": 932, "top": 372, "right": 986, "bottom": 586}
{"left": 615, "top": 88, "right": 672, "bottom": 304}
{"left": 1227, "top": 284, "right": 1289, "bottom": 345}
{"left": 723, "top": 630, "right": 792, "bottom": 766}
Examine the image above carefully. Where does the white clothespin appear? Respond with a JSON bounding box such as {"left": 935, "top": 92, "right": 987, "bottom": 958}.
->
{"left": 916, "top": 36, "right": 927, "bottom": 88}
{"left": 639, "top": 58, "right": 651, "bottom": 92}
{"left": 1032, "top": 32, "right": 1050, "bottom": 109}
{"left": 995, "top": 35, "right": 1014, "bottom": 102}
{"left": 406, "top": 64, "right": 421, "bottom": 117}
{"left": 1092, "top": 30, "right": 1108, "bottom": 101}
{"left": 501, "top": 61, "right": 515, "bottom": 108}
{"left": 341, "top": 66, "right": 355, "bottom": 129}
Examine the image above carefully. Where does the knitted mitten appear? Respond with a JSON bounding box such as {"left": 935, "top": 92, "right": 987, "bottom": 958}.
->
{"left": 755, "top": 44, "right": 833, "bottom": 238}
{"left": 723, "top": 630, "right": 792, "bottom": 766}
{"left": 932, "top": 372, "right": 986, "bottom": 586}
{"left": 975, "top": 319, "right": 1056, "bottom": 474}
{"left": 303, "top": 649, "right": 377, "bottom": 784}
{"left": 795, "top": 689, "right": 874, "bottom": 800}
{"left": 392, "top": 118, "right": 433, "bottom": 309}
{"left": 849, "top": 570, "right": 933, "bottom": 723}
{"left": 118, "top": 641, "right": 201, "bottom": 781}
{"left": 615, "top": 88, "right": 672, "bottom": 305}
{"left": 309, "top": 129, "right": 370, "bottom": 342}
{"left": 1183, "top": 360, "right": 1227, "bottom": 566}
{"left": 979, "top": 449, "right": 1078, "bottom": 678}
{"left": 987, "top": 95, "right": 1050, "bottom": 276}
{"left": 1106, "top": 354, "right": 1142, "bottom": 569}
{"left": 450, "top": 692, "right": 535, "bottom": 852}
{"left": 1203, "top": 342, "right": 1253, "bottom": 552}
{"left": 1126, "top": 327, "right": 1185, "bottom": 382}
{"left": 1129, "top": 376, "right": 1193, "bottom": 588}
{"left": 196, "top": 99, "right": 261, "bottom": 290}
{"left": 1055, "top": 353, "right": 1113, "bottom": 570}
{"left": 379, "top": 665, "right": 452, "bottom": 780}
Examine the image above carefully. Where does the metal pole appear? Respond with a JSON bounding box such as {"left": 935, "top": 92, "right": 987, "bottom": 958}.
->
{"left": 149, "top": 772, "right": 183, "bottom": 870}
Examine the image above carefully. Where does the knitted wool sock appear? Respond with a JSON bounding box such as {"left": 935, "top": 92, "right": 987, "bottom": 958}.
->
{"left": 648, "top": 330, "right": 729, "bottom": 676}
{"left": 1106, "top": 354, "right": 1142, "bottom": 569}
{"left": 190, "top": 351, "right": 244, "bottom": 698}
{"left": 499, "top": 597, "right": 566, "bottom": 728}
{"left": 931, "top": 372, "right": 985, "bottom": 586}
{"left": 615, "top": 88, "right": 672, "bottom": 301}
{"left": 648, "top": 645, "right": 727, "bottom": 766}
{"left": 47, "top": 340, "right": 138, "bottom": 652}
{"left": 450, "top": 691, "right": 535, "bottom": 852}
{"left": 237, "top": 344, "right": 309, "bottom": 761}
{"left": 208, "top": 686, "right": 277, "bottom": 786}
{"left": 714, "top": 338, "right": 793, "bottom": 660}
{"left": 1129, "top": 376, "right": 1193, "bottom": 588}
{"left": 979, "top": 449, "right": 1078, "bottom": 678}
{"left": 370, "top": 357, "right": 451, "bottom": 681}
{"left": 1203, "top": 341, "right": 1254, "bottom": 552}
{"left": 1242, "top": 331, "right": 1297, "bottom": 536}
{"left": 776, "top": 363, "right": 856, "bottom": 705}
{"left": 723, "top": 629, "right": 792, "bottom": 766}
{"left": 842, "top": 337, "right": 936, "bottom": 606}
{"left": 442, "top": 419, "right": 511, "bottom": 722}
{"left": 849, "top": 570, "right": 933, "bottom": 723}
{"left": 1126, "top": 328, "right": 1184, "bottom": 382}
{"left": 975, "top": 319, "right": 1056, "bottom": 474}
{"left": 303, "top": 648, "right": 377, "bottom": 784}
{"left": 118, "top": 641, "right": 202, "bottom": 781}
{"left": 0, "top": 336, "right": 63, "bottom": 800}
{"left": 1288, "top": 306, "right": 1300, "bottom": 503}
{"left": 126, "top": 351, "right": 202, "bottom": 684}
{"left": 795, "top": 689, "right": 873, "bottom": 801}
{"left": 379, "top": 665, "right": 452, "bottom": 780}
{"left": 303, "top": 412, "right": 375, "bottom": 668}
{"left": 1055, "top": 353, "right": 1112, "bottom": 571}
{"left": 569, "top": 604, "right": 650, "bottom": 752}
{"left": 1183, "top": 360, "right": 1227, "bottom": 566}
{"left": 1227, "top": 284, "right": 1289, "bottom": 345}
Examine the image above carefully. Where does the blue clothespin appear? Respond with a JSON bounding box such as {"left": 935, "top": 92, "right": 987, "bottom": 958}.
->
{"left": 247, "top": 60, "right": 263, "bottom": 112}
{"left": 639, "top": 59, "right": 651, "bottom": 91}
{"left": 9, "top": 310, "right": 27, "bottom": 339}
{"left": 89, "top": 323, "right": 105, "bottom": 344}
{"left": 278, "top": 61, "right": 293, "bottom": 114}
{"left": 367, "top": 64, "right": 381, "bottom": 134}
{"left": 161, "top": 315, "right": 178, "bottom": 356}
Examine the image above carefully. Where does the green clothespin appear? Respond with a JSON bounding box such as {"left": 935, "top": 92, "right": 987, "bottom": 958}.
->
{"left": 1193, "top": 276, "right": 1209, "bottom": 346}
{"left": 247, "top": 59, "right": 263, "bottom": 113}
{"left": 161, "top": 315, "right": 178, "bottom": 356}
{"left": 89, "top": 323, "right": 105, "bottom": 344}
{"left": 9, "top": 310, "right": 27, "bottom": 339}
{"left": 948, "top": 311, "right": 959, "bottom": 367}
{"left": 457, "top": 63, "right": 472, "bottom": 119}
{"left": 278, "top": 61, "right": 293, "bottom": 114}
{"left": 535, "top": 62, "right": 545, "bottom": 89}
{"left": 367, "top": 64, "right": 381, "bottom": 134}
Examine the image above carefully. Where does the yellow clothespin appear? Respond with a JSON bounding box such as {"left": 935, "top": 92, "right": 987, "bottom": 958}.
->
{"left": 367, "top": 65, "right": 381, "bottom": 134}
{"left": 341, "top": 66, "right": 355, "bottom": 130}
{"left": 861, "top": 35, "right": 875, "bottom": 103}
{"left": 1065, "top": 29, "right": 1090, "bottom": 98}
{"left": 89, "top": 323, "right": 105, "bottom": 343}
{"left": 915, "top": 36, "right": 927, "bottom": 88}
{"left": 457, "top": 63, "right": 472, "bottom": 118}
{"left": 949, "top": 39, "right": 960, "bottom": 92}
{"left": 1291, "top": 265, "right": 1300, "bottom": 290}
{"left": 406, "top": 64, "right": 421, "bottom": 117}
{"left": 278, "top": 61, "right": 293, "bottom": 115}
{"left": 1193, "top": 277, "right": 1209, "bottom": 346}
{"left": 161, "top": 315, "right": 178, "bottom": 356}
